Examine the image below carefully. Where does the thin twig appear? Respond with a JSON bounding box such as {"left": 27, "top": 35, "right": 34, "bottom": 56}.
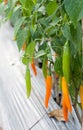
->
{"left": 73, "top": 105, "right": 81, "bottom": 124}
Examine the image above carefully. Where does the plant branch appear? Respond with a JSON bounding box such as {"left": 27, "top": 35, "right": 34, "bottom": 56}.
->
{"left": 73, "top": 105, "right": 81, "bottom": 124}
{"left": 72, "top": 77, "right": 81, "bottom": 124}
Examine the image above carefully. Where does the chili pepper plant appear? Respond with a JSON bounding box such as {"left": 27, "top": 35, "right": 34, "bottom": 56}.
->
{"left": 0, "top": 0, "right": 83, "bottom": 127}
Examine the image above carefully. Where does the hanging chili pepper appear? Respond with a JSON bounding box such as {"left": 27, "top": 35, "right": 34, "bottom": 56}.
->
{"left": 31, "top": 57, "right": 37, "bottom": 76}
{"left": 62, "top": 97, "right": 68, "bottom": 121}
{"left": 63, "top": 41, "right": 70, "bottom": 85}
{"left": 25, "top": 67, "right": 31, "bottom": 97}
{"left": 62, "top": 77, "right": 72, "bottom": 112}
{"left": 79, "top": 85, "right": 83, "bottom": 109}
{"left": 62, "top": 77, "right": 72, "bottom": 121}
{"left": 45, "top": 75, "right": 52, "bottom": 108}
{"left": 4, "top": 0, "right": 7, "bottom": 4}
{"left": 42, "top": 56, "right": 48, "bottom": 78}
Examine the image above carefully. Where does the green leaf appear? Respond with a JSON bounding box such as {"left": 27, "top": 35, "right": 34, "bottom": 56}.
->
{"left": 17, "top": 28, "right": 28, "bottom": 51}
{"left": 38, "top": 6, "right": 46, "bottom": 15}
{"left": 14, "top": 17, "right": 25, "bottom": 36}
{"left": 22, "top": 56, "right": 28, "bottom": 65}
{"left": 24, "top": 0, "right": 34, "bottom": 16}
{"left": 78, "top": 9, "right": 83, "bottom": 21}
{"left": 54, "top": 56, "right": 63, "bottom": 76}
{"left": 25, "top": 67, "right": 31, "bottom": 97}
{"left": 0, "top": 3, "right": 5, "bottom": 15}
{"left": 22, "top": 41, "right": 35, "bottom": 65}
{"left": 51, "top": 37, "right": 65, "bottom": 55}
{"left": 10, "top": 5, "right": 21, "bottom": 26}
{"left": 70, "top": 23, "right": 82, "bottom": 52}
{"left": 35, "top": 50, "right": 46, "bottom": 58}
{"left": 38, "top": 42, "right": 47, "bottom": 51}
{"left": 46, "top": 0, "right": 58, "bottom": 16}
{"left": 0, "top": 0, "right": 2, "bottom": 3}
{"left": 32, "top": 0, "right": 37, "bottom": 4}
{"left": 25, "top": 41, "right": 35, "bottom": 58}
{"left": 47, "top": 53, "right": 52, "bottom": 61}
{"left": 62, "top": 24, "right": 71, "bottom": 40}
{"left": 64, "top": 0, "right": 83, "bottom": 24}
{"left": 20, "top": 0, "right": 26, "bottom": 5}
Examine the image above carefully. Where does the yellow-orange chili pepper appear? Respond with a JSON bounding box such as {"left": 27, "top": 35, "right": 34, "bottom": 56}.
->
{"left": 45, "top": 75, "right": 52, "bottom": 108}
{"left": 62, "top": 97, "right": 68, "bottom": 121}
{"left": 62, "top": 77, "right": 72, "bottom": 121}
{"left": 62, "top": 77, "right": 72, "bottom": 112}
{"left": 31, "top": 58, "right": 37, "bottom": 76}
{"left": 79, "top": 85, "right": 83, "bottom": 110}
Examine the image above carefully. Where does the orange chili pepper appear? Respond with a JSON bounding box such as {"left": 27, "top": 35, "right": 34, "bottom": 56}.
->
{"left": 4, "top": 0, "right": 7, "bottom": 4}
{"left": 62, "top": 77, "right": 72, "bottom": 121}
{"left": 45, "top": 75, "right": 52, "bottom": 108}
{"left": 31, "top": 58, "right": 37, "bottom": 76}
{"left": 22, "top": 42, "right": 26, "bottom": 51}
{"left": 62, "top": 98, "right": 68, "bottom": 121}
{"left": 79, "top": 85, "right": 83, "bottom": 110}
{"left": 62, "top": 77, "right": 72, "bottom": 112}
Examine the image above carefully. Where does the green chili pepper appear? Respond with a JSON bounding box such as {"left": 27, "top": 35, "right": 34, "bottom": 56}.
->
{"left": 42, "top": 56, "right": 47, "bottom": 78}
{"left": 25, "top": 67, "right": 31, "bottom": 97}
{"left": 62, "top": 41, "right": 70, "bottom": 85}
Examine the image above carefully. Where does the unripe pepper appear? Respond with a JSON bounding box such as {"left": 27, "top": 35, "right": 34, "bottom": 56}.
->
{"left": 62, "top": 41, "right": 70, "bottom": 85}
{"left": 25, "top": 67, "right": 31, "bottom": 97}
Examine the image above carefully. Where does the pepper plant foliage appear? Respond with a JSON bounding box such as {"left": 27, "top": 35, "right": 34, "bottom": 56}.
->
{"left": 1, "top": 0, "right": 83, "bottom": 118}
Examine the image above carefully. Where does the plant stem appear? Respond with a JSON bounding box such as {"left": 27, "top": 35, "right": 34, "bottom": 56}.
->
{"left": 74, "top": 105, "right": 81, "bottom": 124}
{"left": 73, "top": 87, "right": 81, "bottom": 124}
